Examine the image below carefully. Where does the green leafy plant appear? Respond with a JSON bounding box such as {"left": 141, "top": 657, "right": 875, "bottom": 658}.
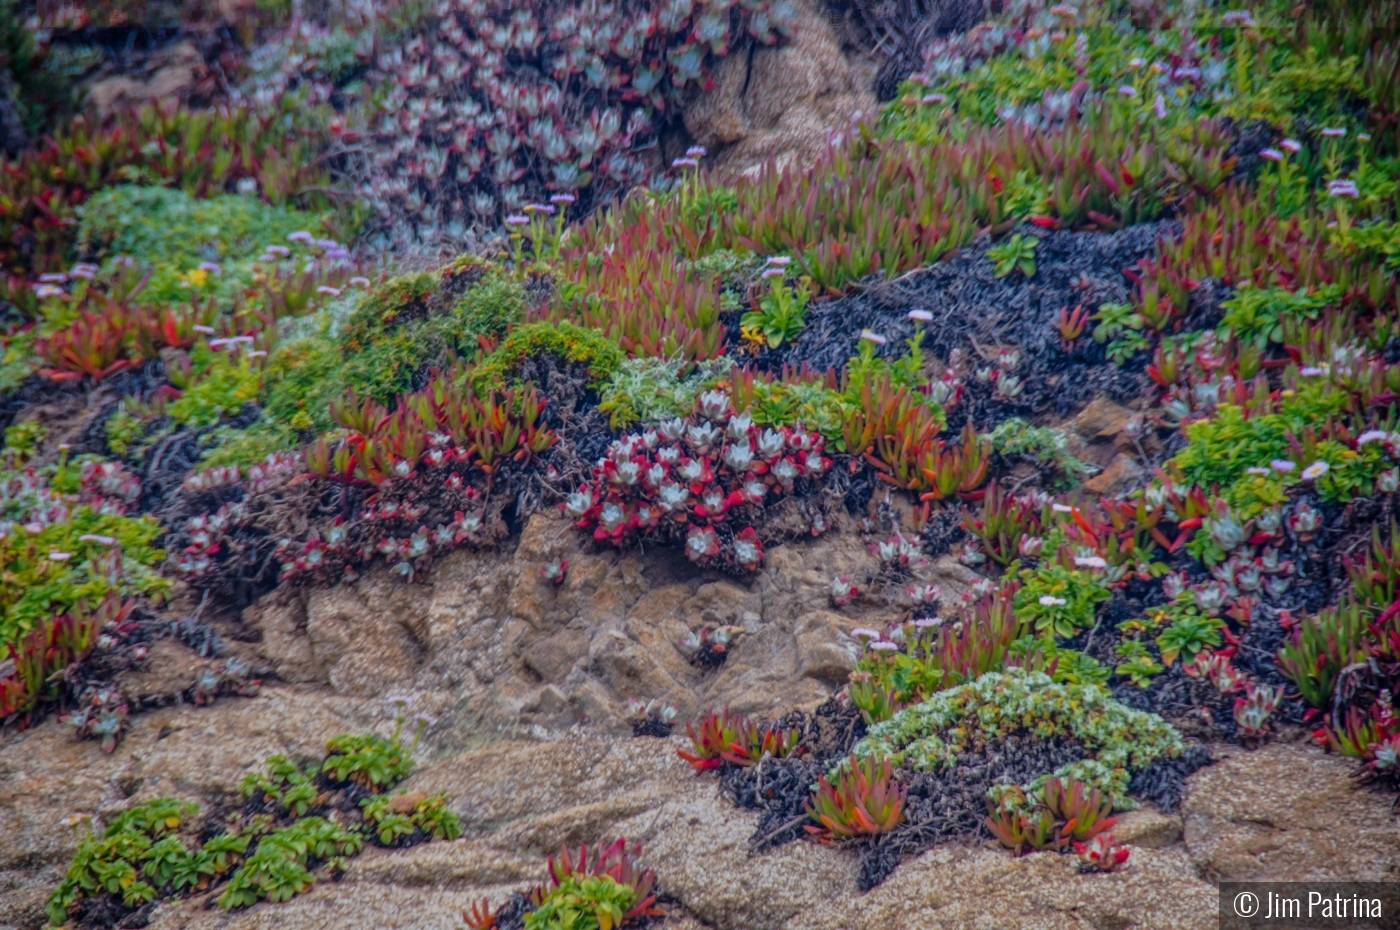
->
{"left": 219, "top": 817, "right": 362, "bottom": 909}
{"left": 321, "top": 731, "right": 414, "bottom": 793}
{"left": 46, "top": 799, "right": 199, "bottom": 924}
{"left": 1155, "top": 612, "right": 1224, "bottom": 667}
{"left": 1014, "top": 562, "right": 1112, "bottom": 640}
{"left": 360, "top": 792, "right": 462, "bottom": 845}
{"left": 987, "top": 234, "right": 1038, "bottom": 278}
{"left": 1114, "top": 642, "right": 1163, "bottom": 688}
{"left": 1216, "top": 283, "right": 1344, "bottom": 349}
{"left": 740, "top": 274, "right": 811, "bottom": 349}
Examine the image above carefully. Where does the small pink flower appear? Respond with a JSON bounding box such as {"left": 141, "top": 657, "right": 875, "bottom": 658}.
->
{"left": 868, "top": 641, "right": 899, "bottom": 652}
{"left": 1259, "top": 148, "right": 1283, "bottom": 162}
{"left": 1280, "top": 138, "right": 1302, "bottom": 153}
{"left": 907, "top": 309, "right": 933, "bottom": 322}
{"left": 1118, "top": 85, "right": 1137, "bottom": 98}
{"left": 860, "top": 330, "right": 887, "bottom": 346}
{"left": 1270, "top": 459, "right": 1296, "bottom": 474}
{"left": 671, "top": 157, "right": 699, "bottom": 169}
{"left": 1301, "top": 461, "right": 1329, "bottom": 481}
{"left": 1327, "top": 179, "right": 1359, "bottom": 199}
{"left": 685, "top": 145, "right": 707, "bottom": 158}
{"left": 1321, "top": 127, "right": 1347, "bottom": 138}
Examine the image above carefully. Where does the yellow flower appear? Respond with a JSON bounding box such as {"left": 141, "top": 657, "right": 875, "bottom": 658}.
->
{"left": 184, "top": 268, "right": 210, "bottom": 289}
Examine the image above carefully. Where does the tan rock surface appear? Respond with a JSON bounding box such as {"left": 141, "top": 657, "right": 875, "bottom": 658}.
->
{"left": 683, "top": 0, "right": 876, "bottom": 182}
{"left": 248, "top": 512, "right": 892, "bottom": 734}
{"left": 5, "top": 682, "right": 1398, "bottom": 930}
{"left": 1182, "top": 740, "right": 1400, "bottom": 882}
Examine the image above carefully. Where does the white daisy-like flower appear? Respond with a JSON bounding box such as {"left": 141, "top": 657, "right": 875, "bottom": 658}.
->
{"left": 1301, "top": 461, "right": 1329, "bottom": 481}
{"left": 1038, "top": 595, "right": 1066, "bottom": 607}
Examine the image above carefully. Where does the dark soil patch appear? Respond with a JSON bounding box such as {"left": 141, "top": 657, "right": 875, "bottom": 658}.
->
{"left": 732, "top": 222, "right": 1177, "bottom": 431}
{"left": 859, "top": 733, "right": 1088, "bottom": 890}
{"left": 1128, "top": 746, "right": 1213, "bottom": 814}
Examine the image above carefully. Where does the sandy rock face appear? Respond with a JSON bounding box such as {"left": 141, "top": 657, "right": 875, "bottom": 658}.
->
{"left": 247, "top": 513, "right": 919, "bottom": 734}
{"left": 1182, "top": 739, "right": 1400, "bottom": 882}
{"left": 682, "top": 0, "right": 876, "bottom": 182}
{"left": 5, "top": 679, "right": 1399, "bottom": 930}
{"left": 85, "top": 41, "right": 204, "bottom": 117}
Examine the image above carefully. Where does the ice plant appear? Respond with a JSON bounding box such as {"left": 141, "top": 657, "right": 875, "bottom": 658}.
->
{"left": 678, "top": 709, "right": 748, "bottom": 772}
{"left": 805, "top": 755, "right": 906, "bottom": 844}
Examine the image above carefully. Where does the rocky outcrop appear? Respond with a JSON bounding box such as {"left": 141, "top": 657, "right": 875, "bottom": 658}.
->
{"left": 12, "top": 698, "right": 1392, "bottom": 930}
{"left": 1182, "top": 738, "right": 1400, "bottom": 882}
{"left": 84, "top": 41, "right": 203, "bottom": 118}
{"left": 245, "top": 512, "right": 980, "bottom": 735}
{"left": 682, "top": 0, "right": 877, "bottom": 182}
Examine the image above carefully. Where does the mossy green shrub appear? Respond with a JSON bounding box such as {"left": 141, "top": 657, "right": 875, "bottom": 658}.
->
{"left": 166, "top": 357, "right": 262, "bottom": 429}
{"left": 470, "top": 321, "right": 624, "bottom": 396}
{"left": 339, "top": 271, "right": 440, "bottom": 351}
{"left": 849, "top": 667, "right": 1184, "bottom": 800}
{"left": 259, "top": 337, "right": 345, "bottom": 434}
{"left": 332, "top": 268, "right": 527, "bottom": 404}
{"left": 76, "top": 186, "right": 328, "bottom": 306}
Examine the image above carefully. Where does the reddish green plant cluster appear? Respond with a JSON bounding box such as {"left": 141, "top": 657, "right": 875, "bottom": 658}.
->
{"left": 0, "top": 594, "right": 127, "bottom": 724}
{"left": 528, "top": 838, "right": 661, "bottom": 925}
{"left": 677, "top": 707, "right": 803, "bottom": 772}
{"left": 1075, "top": 833, "right": 1131, "bottom": 873}
{"left": 309, "top": 374, "right": 555, "bottom": 489}
{"left": 985, "top": 777, "right": 1118, "bottom": 857}
{"left": 805, "top": 754, "right": 907, "bottom": 844}
{"left": 856, "top": 404, "right": 988, "bottom": 502}
{"left": 553, "top": 205, "right": 724, "bottom": 360}
{"left": 0, "top": 100, "right": 337, "bottom": 313}
{"left": 722, "top": 116, "right": 1169, "bottom": 292}
{"left": 848, "top": 582, "right": 1027, "bottom": 724}
{"left": 33, "top": 268, "right": 221, "bottom": 382}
